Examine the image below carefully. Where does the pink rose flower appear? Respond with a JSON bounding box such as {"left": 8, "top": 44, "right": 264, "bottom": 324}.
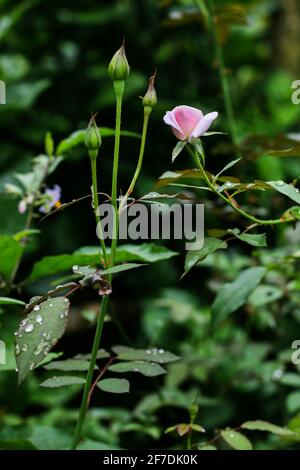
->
{"left": 163, "top": 105, "right": 218, "bottom": 141}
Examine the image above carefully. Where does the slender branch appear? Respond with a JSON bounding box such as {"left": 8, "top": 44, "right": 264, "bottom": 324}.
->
{"left": 70, "top": 295, "right": 109, "bottom": 450}
{"left": 188, "top": 145, "right": 295, "bottom": 226}
{"left": 120, "top": 109, "right": 151, "bottom": 212}
{"left": 87, "top": 356, "right": 115, "bottom": 405}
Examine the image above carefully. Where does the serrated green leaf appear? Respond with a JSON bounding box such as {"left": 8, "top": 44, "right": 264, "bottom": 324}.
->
{"left": 172, "top": 141, "right": 186, "bottom": 163}
{"left": 56, "top": 127, "right": 140, "bottom": 155}
{"left": 267, "top": 180, "right": 300, "bottom": 205}
{"left": 97, "top": 378, "right": 130, "bottom": 394}
{"left": 15, "top": 297, "right": 70, "bottom": 384}
{"left": 40, "top": 376, "right": 86, "bottom": 388}
{"left": 13, "top": 229, "right": 40, "bottom": 242}
{"left": 228, "top": 228, "right": 267, "bottom": 247}
{"left": 0, "top": 235, "right": 23, "bottom": 281}
{"left": 108, "top": 360, "right": 166, "bottom": 377}
{"left": 28, "top": 244, "right": 177, "bottom": 281}
{"left": 248, "top": 285, "right": 283, "bottom": 307}
{"left": 211, "top": 267, "right": 266, "bottom": 327}
{"left": 112, "top": 345, "right": 180, "bottom": 364}
{"left": 74, "top": 349, "right": 109, "bottom": 361}
{"left": 214, "top": 158, "right": 241, "bottom": 182}
{"left": 241, "top": 420, "right": 294, "bottom": 436}
{"left": 221, "top": 429, "right": 253, "bottom": 450}
{"left": 44, "top": 359, "right": 93, "bottom": 371}
{"left": 280, "top": 373, "right": 300, "bottom": 387}
{"left": 0, "top": 297, "right": 25, "bottom": 306}
{"left": 183, "top": 237, "right": 227, "bottom": 277}
{"left": 286, "top": 392, "right": 300, "bottom": 414}
{"left": 101, "top": 263, "right": 146, "bottom": 275}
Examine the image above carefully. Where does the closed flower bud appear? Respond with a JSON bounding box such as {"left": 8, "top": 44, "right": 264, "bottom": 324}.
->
{"left": 143, "top": 72, "right": 157, "bottom": 110}
{"left": 85, "top": 115, "right": 101, "bottom": 160}
{"left": 108, "top": 41, "right": 130, "bottom": 81}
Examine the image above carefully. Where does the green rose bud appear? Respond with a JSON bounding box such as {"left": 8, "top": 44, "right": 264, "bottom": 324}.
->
{"left": 85, "top": 115, "right": 101, "bottom": 160}
{"left": 108, "top": 40, "right": 130, "bottom": 81}
{"left": 143, "top": 72, "right": 157, "bottom": 111}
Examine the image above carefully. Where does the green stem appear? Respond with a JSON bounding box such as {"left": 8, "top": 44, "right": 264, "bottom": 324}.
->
{"left": 119, "top": 108, "right": 151, "bottom": 212}
{"left": 126, "top": 110, "right": 150, "bottom": 197}
{"left": 110, "top": 80, "right": 125, "bottom": 270}
{"left": 70, "top": 295, "right": 109, "bottom": 450}
{"left": 90, "top": 156, "right": 109, "bottom": 266}
{"left": 189, "top": 145, "right": 294, "bottom": 226}
{"left": 204, "top": 0, "right": 239, "bottom": 145}
{"left": 187, "top": 432, "right": 192, "bottom": 450}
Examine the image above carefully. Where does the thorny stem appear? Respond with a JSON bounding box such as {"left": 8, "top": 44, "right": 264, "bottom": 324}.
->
{"left": 70, "top": 294, "right": 109, "bottom": 450}
{"left": 204, "top": 0, "right": 239, "bottom": 145}
{"left": 189, "top": 145, "right": 295, "bottom": 226}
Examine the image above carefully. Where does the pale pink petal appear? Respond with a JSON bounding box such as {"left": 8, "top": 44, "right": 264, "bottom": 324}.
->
{"left": 163, "top": 110, "right": 185, "bottom": 140}
{"left": 172, "top": 127, "right": 186, "bottom": 141}
{"left": 163, "top": 111, "right": 182, "bottom": 134}
{"left": 190, "top": 111, "right": 218, "bottom": 140}
{"left": 173, "top": 106, "right": 203, "bottom": 139}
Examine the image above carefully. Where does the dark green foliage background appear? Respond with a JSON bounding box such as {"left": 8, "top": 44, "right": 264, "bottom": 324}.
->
{"left": 1, "top": 0, "right": 300, "bottom": 450}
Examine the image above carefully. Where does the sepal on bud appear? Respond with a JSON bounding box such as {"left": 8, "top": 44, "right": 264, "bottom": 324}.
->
{"left": 108, "top": 40, "right": 130, "bottom": 81}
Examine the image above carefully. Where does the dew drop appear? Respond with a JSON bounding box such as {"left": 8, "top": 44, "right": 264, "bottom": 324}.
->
{"left": 24, "top": 322, "right": 34, "bottom": 333}
{"left": 276, "top": 180, "right": 285, "bottom": 186}
{"left": 73, "top": 265, "right": 79, "bottom": 271}
{"left": 35, "top": 314, "right": 43, "bottom": 324}
{"left": 29, "top": 363, "right": 36, "bottom": 370}
{"left": 15, "top": 344, "right": 21, "bottom": 356}
{"left": 158, "top": 349, "right": 164, "bottom": 354}
{"left": 272, "top": 369, "right": 283, "bottom": 380}
{"left": 21, "top": 344, "right": 28, "bottom": 352}
{"left": 133, "top": 368, "right": 139, "bottom": 372}
{"left": 15, "top": 368, "right": 19, "bottom": 372}
{"left": 49, "top": 303, "right": 54, "bottom": 307}
{"left": 33, "top": 305, "right": 40, "bottom": 311}
{"left": 146, "top": 350, "right": 151, "bottom": 354}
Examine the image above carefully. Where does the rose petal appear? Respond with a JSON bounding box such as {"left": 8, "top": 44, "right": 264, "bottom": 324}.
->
{"left": 173, "top": 106, "right": 203, "bottom": 140}
{"left": 190, "top": 111, "right": 218, "bottom": 140}
{"left": 163, "top": 111, "right": 182, "bottom": 133}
